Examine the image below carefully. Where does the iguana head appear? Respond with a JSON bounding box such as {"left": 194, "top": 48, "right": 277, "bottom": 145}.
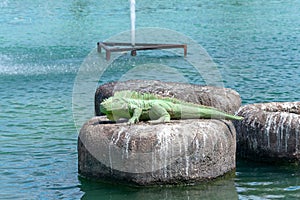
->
{"left": 100, "top": 97, "right": 131, "bottom": 121}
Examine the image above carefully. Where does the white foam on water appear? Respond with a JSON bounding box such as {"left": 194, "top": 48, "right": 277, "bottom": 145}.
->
{"left": 0, "top": 63, "right": 78, "bottom": 76}
{"left": 0, "top": 54, "right": 78, "bottom": 76}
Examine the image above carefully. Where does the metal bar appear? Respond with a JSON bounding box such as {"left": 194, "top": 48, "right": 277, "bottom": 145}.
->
{"left": 97, "top": 42, "right": 102, "bottom": 53}
{"left": 106, "top": 51, "right": 111, "bottom": 61}
{"left": 102, "top": 42, "right": 185, "bottom": 47}
{"left": 97, "top": 42, "right": 187, "bottom": 60}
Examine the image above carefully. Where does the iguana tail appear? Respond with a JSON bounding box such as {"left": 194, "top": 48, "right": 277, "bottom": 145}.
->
{"left": 179, "top": 105, "right": 243, "bottom": 120}
{"left": 198, "top": 107, "right": 243, "bottom": 120}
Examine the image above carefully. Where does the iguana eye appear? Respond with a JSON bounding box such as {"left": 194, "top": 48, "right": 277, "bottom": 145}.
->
{"left": 113, "top": 98, "right": 121, "bottom": 103}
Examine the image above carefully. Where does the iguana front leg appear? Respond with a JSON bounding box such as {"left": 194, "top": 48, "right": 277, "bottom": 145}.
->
{"left": 127, "top": 108, "right": 142, "bottom": 125}
{"left": 149, "top": 104, "right": 171, "bottom": 124}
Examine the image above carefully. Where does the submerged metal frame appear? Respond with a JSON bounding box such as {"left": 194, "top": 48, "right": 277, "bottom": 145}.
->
{"left": 97, "top": 42, "right": 187, "bottom": 60}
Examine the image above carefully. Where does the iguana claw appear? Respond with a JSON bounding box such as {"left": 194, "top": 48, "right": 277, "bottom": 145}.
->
{"left": 127, "top": 118, "right": 138, "bottom": 125}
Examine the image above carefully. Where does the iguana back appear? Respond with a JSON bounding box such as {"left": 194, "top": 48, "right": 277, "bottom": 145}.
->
{"left": 112, "top": 90, "right": 218, "bottom": 110}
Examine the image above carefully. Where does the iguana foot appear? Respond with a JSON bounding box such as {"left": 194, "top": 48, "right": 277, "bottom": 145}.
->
{"left": 148, "top": 117, "right": 171, "bottom": 124}
{"left": 127, "top": 118, "right": 139, "bottom": 125}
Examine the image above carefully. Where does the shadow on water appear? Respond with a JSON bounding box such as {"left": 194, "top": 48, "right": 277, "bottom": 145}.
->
{"left": 78, "top": 174, "right": 238, "bottom": 200}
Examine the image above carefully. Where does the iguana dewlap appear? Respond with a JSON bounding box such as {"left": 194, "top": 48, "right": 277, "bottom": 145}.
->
{"left": 100, "top": 91, "right": 243, "bottom": 124}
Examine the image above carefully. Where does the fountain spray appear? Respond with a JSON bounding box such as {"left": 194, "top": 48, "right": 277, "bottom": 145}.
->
{"left": 130, "top": 0, "right": 136, "bottom": 47}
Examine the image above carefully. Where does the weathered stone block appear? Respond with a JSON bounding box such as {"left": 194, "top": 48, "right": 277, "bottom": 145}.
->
{"left": 78, "top": 117, "right": 236, "bottom": 186}
{"left": 234, "top": 102, "right": 300, "bottom": 163}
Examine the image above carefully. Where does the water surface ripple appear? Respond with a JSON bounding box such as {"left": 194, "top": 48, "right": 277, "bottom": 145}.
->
{"left": 1, "top": 0, "right": 299, "bottom": 199}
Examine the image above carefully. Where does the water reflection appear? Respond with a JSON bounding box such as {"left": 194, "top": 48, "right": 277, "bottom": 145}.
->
{"left": 79, "top": 176, "right": 238, "bottom": 200}
{"left": 236, "top": 160, "right": 300, "bottom": 199}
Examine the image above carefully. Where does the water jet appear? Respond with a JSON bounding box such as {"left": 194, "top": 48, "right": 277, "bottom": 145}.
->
{"left": 97, "top": 0, "right": 187, "bottom": 60}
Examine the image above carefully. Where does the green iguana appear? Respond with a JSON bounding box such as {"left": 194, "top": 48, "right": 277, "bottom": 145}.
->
{"left": 100, "top": 90, "right": 243, "bottom": 124}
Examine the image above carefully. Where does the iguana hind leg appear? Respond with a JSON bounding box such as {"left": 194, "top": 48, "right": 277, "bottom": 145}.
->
{"left": 149, "top": 104, "right": 171, "bottom": 124}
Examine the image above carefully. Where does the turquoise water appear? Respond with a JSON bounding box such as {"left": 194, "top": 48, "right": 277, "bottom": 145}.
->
{"left": 1, "top": 0, "right": 300, "bottom": 199}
